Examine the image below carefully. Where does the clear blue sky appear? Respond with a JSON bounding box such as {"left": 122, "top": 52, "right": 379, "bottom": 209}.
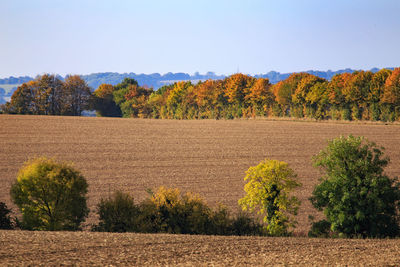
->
{"left": 1, "top": 0, "right": 399, "bottom": 78}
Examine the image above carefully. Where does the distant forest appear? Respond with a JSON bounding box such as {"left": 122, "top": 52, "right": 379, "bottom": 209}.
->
{"left": 2, "top": 68, "right": 400, "bottom": 122}
{"left": 1, "top": 68, "right": 393, "bottom": 91}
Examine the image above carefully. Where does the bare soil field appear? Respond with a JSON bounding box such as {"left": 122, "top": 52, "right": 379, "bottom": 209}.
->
{"left": 1, "top": 230, "right": 400, "bottom": 266}
{"left": 0, "top": 115, "right": 399, "bottom": 235}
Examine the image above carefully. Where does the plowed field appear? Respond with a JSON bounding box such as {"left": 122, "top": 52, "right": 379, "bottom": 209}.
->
{"left": 1, "top": 230, "right": 400, "bottom": 266}
{"left": 0, "top": 115, "right": 399, "bottom": 235}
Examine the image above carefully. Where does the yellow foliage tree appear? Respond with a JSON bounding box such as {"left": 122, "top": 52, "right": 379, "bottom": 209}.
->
{"left": 239, "top": 159, "right": 301, "bottom": 236}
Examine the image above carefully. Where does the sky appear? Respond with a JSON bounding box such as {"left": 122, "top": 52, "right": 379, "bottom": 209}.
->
{"left": 1, "top": 0, "right": 400, "bottom": 78}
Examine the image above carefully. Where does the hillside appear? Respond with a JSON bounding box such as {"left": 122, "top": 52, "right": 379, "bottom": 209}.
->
{"left": 1, "top": 115, "right": 399, "bottom": 234}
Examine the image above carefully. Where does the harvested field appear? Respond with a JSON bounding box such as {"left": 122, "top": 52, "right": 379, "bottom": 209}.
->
{"left": 1, "top": 230, "right": 400, "bottom": 266}
{"left": 0, "top": 115, "right": 400, "bottom": 234}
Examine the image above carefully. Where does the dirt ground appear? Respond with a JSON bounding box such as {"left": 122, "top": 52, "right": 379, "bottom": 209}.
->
{"left": 0, "top": 115, "right": 399, "bottom": 234}
{"left": 1, "top": 230, "right": 399, "bottom": 266}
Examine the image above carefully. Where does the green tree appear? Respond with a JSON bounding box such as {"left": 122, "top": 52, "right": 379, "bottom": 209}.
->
{"left": 310, "top": 135, "right": 400, "bottom": 238}
{"left": 10, "top": 157, "right": 89, "bottom": 231}
{"left": 112, "top": 78, "right": 154, "bottom": 118}
{"left": 238, "top": 159, "right": 301, "bottom": 236}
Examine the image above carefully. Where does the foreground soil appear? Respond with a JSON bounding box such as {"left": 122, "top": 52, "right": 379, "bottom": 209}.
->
{"left": 1, "top": 230, "right": 399, "bottom": 266}
{"left": 0, "top": 115, "right": 399, "bottom": 234}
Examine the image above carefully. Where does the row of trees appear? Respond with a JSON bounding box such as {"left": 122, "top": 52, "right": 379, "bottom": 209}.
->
{"left": 2, "top": 157, "right": 263, "bottom": 235}
{"left": 2, "top": 74, "right": 91, "bottom": 116}
{"left": 2, "top": 68, "right": 400, "bottom": 121}
{"left": 94, "top": 68, "right": 400, "bottom": 121}
{"left": 2, "top": 135, "right": 399, "bottom": 238}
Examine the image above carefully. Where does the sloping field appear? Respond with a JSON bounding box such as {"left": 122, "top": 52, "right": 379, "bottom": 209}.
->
{"left": 1, "top": 230, "right": 400, "bottom": 266}
{"left": 0, "top": 115, "right": 399, "bottom": 234}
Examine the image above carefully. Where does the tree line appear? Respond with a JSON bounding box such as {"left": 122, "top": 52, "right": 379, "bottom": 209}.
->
{"left": 2, "top": 68, "right": 400, "bottom": 121}
{"left": 94, "top": 68, "right": 400, "bottom": 121}
{"left": 2, "top": 74, "right": 91, "bottom": 116}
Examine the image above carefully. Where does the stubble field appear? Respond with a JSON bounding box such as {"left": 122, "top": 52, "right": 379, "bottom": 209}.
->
{"left": 1, "top": 230, "right": 400, "bottom": 266}
{"left": 0, "top": 115, "right": 400, "bottom": 265}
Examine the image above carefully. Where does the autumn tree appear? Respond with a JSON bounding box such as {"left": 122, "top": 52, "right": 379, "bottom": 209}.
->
{"left": 6, "top": 74, "right": 92, "bottom": 116}
{"left": 327, "top": 73, "right": 352, "bottom": 120}
{"left": 147, "top": 85, "right": 172, "bottom": 118}
{"left": 239, "top": 159, "right": 301, "bottom": 236}
{"left": 195, "top": 80, "right": 217, "bottom": 118}
{"left": 291, "top": 74, "right": 326, "bottom": 118}
{"left": 113, "top": 78, "right": 139, "bottom": 111}
{"left": 8, "top": 82, "right": 34, "bottom": 114}
{"left": 305, "top": 81, "right": 329, "bottom": 119}
{"left": 223, "top": 74, "right": 256, "bottom": 118}
{"left": 36, "top": 74, "right": 64, "bottom": 115}
{"left": 63, "top": 75, "right": 92, "bottom": 116}
{"left": 245, "top": 78, "right": 274, "bottom": 117}
{"left": 369, "top": 69, "right": 392, "bottom": 120}
{"left": 164, "top": 81, "right": 196, "bottom": 119}
{"left": 11, "top": 157, "right": 89, "bottom": 230}
{"left": 224, "top": 74, "right": 255, "bottom": 104}
{"left": 112, "top": 78, "right": 154, "bottom": 118}
{"left": 342, "top": 71, "right": 373, "bottom": 120}
{"left": 8, "top": 75, "right": 65, "bottom": 115}
{"left": 381, "top": 68, "right": 400, "bottom": 121}
{"left": 92, "top": 84, "right": 122, "bottom": 117}
{"left": 272, "top": 73, "right": 308, "bottom": 116}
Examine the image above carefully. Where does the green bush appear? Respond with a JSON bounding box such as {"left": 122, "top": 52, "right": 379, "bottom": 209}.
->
{"left": 308, "top": 219, "right": 331, "bottom": 238}
{"left": 0, "top": 202, "right": 13, "bottom": 229}
{"left": 10, "top": 157, "right": 89, "bottom": 231}
{"left": 93, "top": 191, "right": 140, "bottom": 232}
{"left": 310, "top": 135, "right": 400, "bottom": 238}
{"left": 230, "top": 210, "right": 265, "bottom": 236}
{"left": 149, "top": 187, "right": 217, "bottom": 234}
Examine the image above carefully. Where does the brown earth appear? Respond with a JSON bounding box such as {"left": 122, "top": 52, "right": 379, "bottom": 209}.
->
{"left": 0, "top": 115, "right": 399, "bottom": 235}
{"left": 1, "top": 230, "right": 400, "bottom": 266}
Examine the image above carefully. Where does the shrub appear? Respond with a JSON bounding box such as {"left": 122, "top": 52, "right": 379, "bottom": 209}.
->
{"left": 93, "top": 191, "right": 140, "bottom": 232}
{"left": 310, "top": 135, "right": 400, "bottom": 238}
{"left": 10, "top": 157, "right": 89, "bottom": 231}
{"left": 230, "top": 210, "right": 265, "bottom": 236}
{"left": 308, "top": 218, "right": 331, "bottom": 238}
{"left": 150, "top": 186, "right": 214, "bottom": 234}
{"left": 238, "top": 159, "right": 301, "bottom": 236}
{"left": 93, "top": 186, "right": 265, "bottom": 236}
{"left": 0, "top": 202, "right": 13, "bottom": 229}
